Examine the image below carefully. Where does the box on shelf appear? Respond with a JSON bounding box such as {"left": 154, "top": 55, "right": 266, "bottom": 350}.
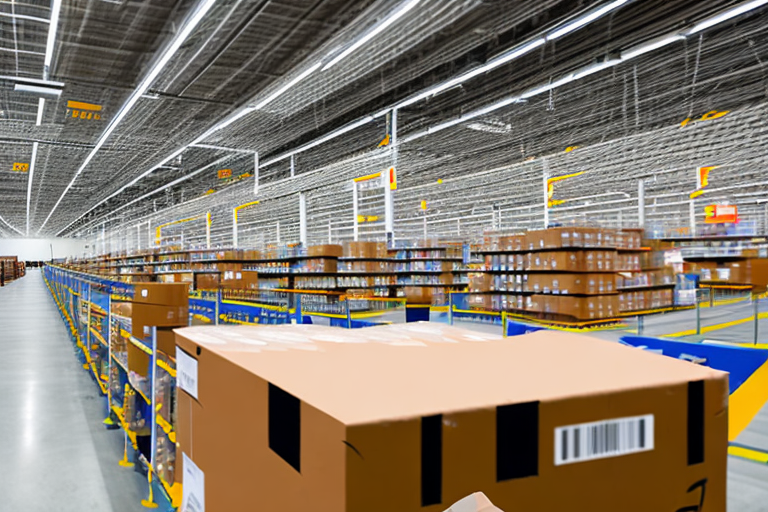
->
{"left": 195, "top": 273, "right": 220, "bottom": 290}
{"left": 133, "top": 283, "right": 190, "bottom": 306}
{"left": 404, "top": 286, "right": 433, "bottom": 304}
{"left": 308, "top": 244, "right": 344, "bottom": 258}
{"left": 174, "top": 324, "right": 727, "bottom": 512}
{"left": 727, "top": 259, "right": 768, "bottom": 287}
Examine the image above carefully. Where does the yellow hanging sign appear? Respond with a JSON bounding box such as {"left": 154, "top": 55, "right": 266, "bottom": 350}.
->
{"left": 547, "top": 171, "right": 585, "bottom": 207}
{"left": 66, "top": 100, "right": 103, "bottom": 121}
{"left": 12, "top": 162, "right": 29, "bottom": 172}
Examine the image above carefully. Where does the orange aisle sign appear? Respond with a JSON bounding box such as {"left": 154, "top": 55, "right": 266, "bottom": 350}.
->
{"left": 705, "top": 205, "right": 738, "bottom": 224}
{"left": 389, "top": 167, "right": 397, "bottom": 190}
{"left": 12, "top": 162, "right": 29, "bottom": 172}
{"left": 690, "top": 166, "right": 717, "bottom": 199}
{"left": 66, "top": 100, "right": 102, "bottom": 120}
{"left": 218, "top": 169, "right": 232, "bottom": 179}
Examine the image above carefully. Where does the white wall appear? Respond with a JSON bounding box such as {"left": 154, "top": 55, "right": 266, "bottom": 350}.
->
{"left": 0, "top": 238, "right": 92, "bottom": 261}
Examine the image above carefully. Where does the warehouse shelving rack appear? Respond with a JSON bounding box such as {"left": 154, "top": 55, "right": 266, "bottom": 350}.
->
{"left": 44, "top": 265, "right": 181, "bottom": 511}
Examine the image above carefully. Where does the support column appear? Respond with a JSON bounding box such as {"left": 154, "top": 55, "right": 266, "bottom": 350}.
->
{"left": 232, "top": 208, "right": 238, "bottom": 248}
{"left": 542, "top": 159, "right": 549, "bottom": 229}
{"left": 328, "top": 219, "right": 332, "bottom": 244}
{"left": 276, "top": 220, "right": 281, "bottom": 244}
{"left": 290, "top": 154, "right": 295, "bottom": 178}
{"left": 206, "top": 212, "right": 211, "bottom": 249}
{"left": 253, "top": 151, "right": 259, "bottom": 195}
{"left": 299, "top": 192, "right": 307, "bottom": 245}
{"left": 689, "top": 199, "right": 696, "bottom": 236}
{"left": 384, "top": 109, "right": 397, "bottom": 238}
{"left": 137, "top": 225, "right": 141, "bottom": 251}
{"left": 352, "top": 182, "right": 359, "bottom": 241}
{"left": 638, "top": 179, "right": 645, "bottom": 228}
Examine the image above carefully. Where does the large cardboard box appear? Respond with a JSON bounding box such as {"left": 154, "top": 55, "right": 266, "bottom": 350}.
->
{"left": 174, "top": 325, "right": 727, "bottom": 512}
{"left": 133, "top": 282, "right": 189, "bottom": 306}
{"left": 131, "top": 303, "right": 189, "bottom": 338}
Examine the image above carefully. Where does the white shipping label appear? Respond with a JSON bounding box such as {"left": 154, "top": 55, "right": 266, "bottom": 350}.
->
{"left": 554, "top": 414, "right": 654, "bottom": 466}
{"left": 176, "top": 348, "right": 199, "bottom": 399}
{"left": 181, "top": 453, "right": 205, "bottom": 512}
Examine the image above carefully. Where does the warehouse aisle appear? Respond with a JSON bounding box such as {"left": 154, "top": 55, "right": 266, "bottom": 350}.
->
{"left": 0, "top": 270, "right": 146, "bottom": 512}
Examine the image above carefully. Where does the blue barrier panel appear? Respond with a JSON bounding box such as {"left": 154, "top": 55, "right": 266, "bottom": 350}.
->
{"left": 506, "top": 320, "right": 545, "bottom": 337}
{"left": 620, "top": 335, "right": 767, "bottom": 394}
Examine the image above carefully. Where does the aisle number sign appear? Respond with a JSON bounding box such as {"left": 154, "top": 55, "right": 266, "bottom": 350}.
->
{"left": 705, "top": 204, "right": 738, "bottom": 224}
{"left": 11, "top": 162, "right": 29, "bottom": 172}
{"left": 217, "top": 168, "right": 232, "bottom": 179}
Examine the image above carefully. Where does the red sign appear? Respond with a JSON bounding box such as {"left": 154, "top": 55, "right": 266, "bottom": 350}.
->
{"left": 705, "top": 204, "right": 738, "bottom": 224}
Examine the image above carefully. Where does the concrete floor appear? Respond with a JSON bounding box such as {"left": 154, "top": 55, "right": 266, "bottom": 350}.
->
{"left": 2, "top": 271, "right": 766, "bottom": 510}
{"left": 0, "top": 269, "right": 146, "bottom": 512}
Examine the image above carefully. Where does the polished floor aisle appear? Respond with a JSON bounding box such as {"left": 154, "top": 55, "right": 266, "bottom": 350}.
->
{"left": 0, "top": 270, "right": 145, "bottom": 512}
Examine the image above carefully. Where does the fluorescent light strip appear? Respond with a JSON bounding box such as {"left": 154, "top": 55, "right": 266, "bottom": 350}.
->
{"left": 26, "top": 142, "right": 38, "bottom": 235}
{"left": 572, "top": 59, "right": 621, "bottom": 79}
{"left": 198, "top": 106, "right": 256, "bottom": 138}
{"left": 547, "top": 0, "right": 630, "bottom": 40}
{"left": 261, "top": 116, "right": 375, "bottom": 167}
{"left": 37, "top": 0, "right": 217, "bottom": 235}
{"left": 397, "top": 38, "right": 545, "bottom": 109}
{"left": 0, "top": 214, "right": 23, "bottom": 236}
{"left": 0, "top": 75, "right": 64, "bottom": 87}
{"left": 14, "top": 83, "right": 61, "bottom": 96}
{"left": 254, "top": 62, "right": 322, "bottom": 110}
{"left": 621, "top": 34, "right": 685, "bottom": 61}
{"left": 43, "top": 0, "right": 62, "bottom": 77}
{"left": 322, "top": 0, "right": 421, "bottom": 71}
{"left": 36, "top": 97, "right": 44, "bottom": 125}
{"left": 62, "top": 156, "right": 231, "bottom": 236}
{"left": 686, "top": 0, "right": 768, "bottom": 35}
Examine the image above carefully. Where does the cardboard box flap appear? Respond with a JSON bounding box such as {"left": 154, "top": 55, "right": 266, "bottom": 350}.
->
{"left": 174, "top": 324, "right": 725, "bottom": 426}
{"left": 444, "top": 493, "right": 504, "bottom": 512}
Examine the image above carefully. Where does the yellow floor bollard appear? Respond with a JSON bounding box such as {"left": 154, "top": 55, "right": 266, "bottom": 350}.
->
{"left": 118, "top": 433, "right": 134, "bottom": 468}
{"left": 141, "top": 470, "right": 159, "bottom": 509}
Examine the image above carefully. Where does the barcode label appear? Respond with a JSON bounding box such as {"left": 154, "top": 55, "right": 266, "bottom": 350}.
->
{"left": 554, "top": 414, "right": 654, "bottom": 465}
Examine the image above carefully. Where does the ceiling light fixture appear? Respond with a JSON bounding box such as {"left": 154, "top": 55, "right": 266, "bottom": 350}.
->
{"left": 397, "top": 38, "right": 546, "bottom": 109}
{"left": 0, "top": 76, "right": 64, "bottom": 87}
{"left": 14, "top": 83, "right": 62, "bottom": 96}
{"left": 36, "top": 97, "right": 45, "bottom": 125}
{"left": 686, "top": 0, "right": 768, "bottom": 35}
{"left": 254, "top": 62, "right": 322, "bottom": 110}
{"left": 322, "top": 0, "right": 421, "bottom": 71}
{"left": 621, "top": 34, "right": 685, "bottom": 61}
{"left": 262, "top": 116, "right": 375, "bottom": 166}
{"left": 546, "top": 0, "right": 630, "bottom": 40}
{"left": 63, "top": 156, "right": 231, "bottom": 236}
{"left": 38, "top": 0, "right": 218, "bottom": 235}
{"left": 43, "top": 0, "right": 62, "bottom": 79}
{"left": 26, "top": 142, "right": 39, "bottom": 235}
{"left": 0, "top": 214, "right": 23, "bottom": 236}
